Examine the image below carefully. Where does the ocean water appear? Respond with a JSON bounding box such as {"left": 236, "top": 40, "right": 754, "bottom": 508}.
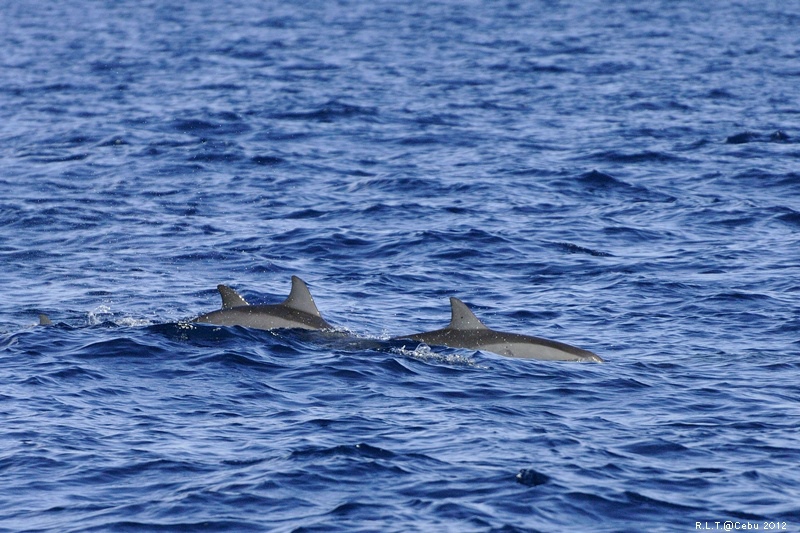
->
{"left": 2, "top": 0, "right": 800, "bottom": 531}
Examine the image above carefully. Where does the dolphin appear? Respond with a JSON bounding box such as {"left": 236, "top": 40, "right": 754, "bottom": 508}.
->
{"left": 394, "top": 297, "right": 603, "bottom": 362}
{"left": 193, "top": 276, "right": 334, "bottom": 331}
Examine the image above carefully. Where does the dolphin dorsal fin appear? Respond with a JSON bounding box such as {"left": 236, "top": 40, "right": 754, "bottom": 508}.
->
{"left": 283, "top": 276, "right": 323, "bottom": 317}
{"left": 218, "top": 285, "right": 249, "bottom": 309}
{"left": 448, "top": 297, "right": 488, "bottom": 330}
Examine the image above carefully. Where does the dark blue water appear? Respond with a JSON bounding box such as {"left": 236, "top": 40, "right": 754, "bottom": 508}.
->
{"left": 2, "top": 1, "right": 800, "bottom": 531}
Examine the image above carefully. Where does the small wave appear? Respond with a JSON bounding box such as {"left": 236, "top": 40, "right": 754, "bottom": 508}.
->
{"left": 625, "top": 100, "right": 692, "bottom": 112}
{"left": 726, "top": 170, "right": 800, "bottom": 193}
{"left": 285, "top": 208, "right": 327, "bottom": 220}
{"left": 30, "top": 152, "right": 89, "bottom": 163}
{"left": 396, "top": 134, "right": 442, "bottom": 146}
{"left": 775, "top": 208, "right": 800, "bottom": 227}
{"left": 81, "top": 519, "right": 264, "bottom": 532}
{"left": 191, "top": 351, "right": 282, "bottom": 370}
{"left": 565, "top": 170, "right": 677, "bottom": 203}
{"left": 77, "top": 337, "right": 169, "bottom": 359}
{"left": 169, "top": 118, "right": 250, "bottom": 136}
{"left": 622, "top": 490, "right": 703, "bottom": 512}
{"left": 344, "top": 176, "right": 436, "bottom": 194}
{"left": 45, "top": 365, "right": 106, "bottom": 381}
{"left": 523, "top": 61, "right": 571, "bottom": 73}
{"left": 550, "top": 241, "right": 614, "bottom": 257}
{"left": 188, "top": 150, "right": 244, "bottom": 163}
{"left": 703, "top": 291, "right": 774, "bottom": 303}
{"left": 250, "top": 155, "right": 286, "bottom": 166}
{"left": 270, "top": 100, "right": 377, "bottom": 123}
{"left": 95, "top": 135, "right": 129, "bottom": 147}
{"left": 290, "top": 442, "right": 396, "bottom": 461}
{"left": 621, "top": 439, "right": 691, "bottom": 457}
{"left": 583, "top": 150, "right": 685, "bottom": 164}
{"left": 170, "top": 118, "right": 219, "bottom": 132}
{"left": 585, "top": 61, "right": 637, "bottom": 75}
{"left": 707, "top": 88, "right": 737, "bottom": 99}
{"left": 725, "top": 130, "right": 791, "bottom": 144}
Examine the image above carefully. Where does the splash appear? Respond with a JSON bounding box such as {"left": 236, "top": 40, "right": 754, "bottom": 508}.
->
{"left": 391, "top": 343, "right": 483, "bottom": 368}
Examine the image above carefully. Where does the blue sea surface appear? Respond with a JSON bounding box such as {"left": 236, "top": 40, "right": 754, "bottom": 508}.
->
{"left": 2, "top": 0, "right": 800, "bottom": 531}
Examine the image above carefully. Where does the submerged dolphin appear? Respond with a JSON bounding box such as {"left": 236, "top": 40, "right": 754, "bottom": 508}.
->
{"left": 395, "top": 297, "right": 603, "bottom": 362}
{"left": 193, "top": 276, "right": 333, "bottom": 330}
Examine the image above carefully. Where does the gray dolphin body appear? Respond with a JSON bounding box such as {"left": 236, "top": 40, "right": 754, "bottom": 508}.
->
{"left": 395, "top": 297, "right": 603, "bottom": 362}
{"left": 193, "top": 276, "right": 333, "bottom": 330}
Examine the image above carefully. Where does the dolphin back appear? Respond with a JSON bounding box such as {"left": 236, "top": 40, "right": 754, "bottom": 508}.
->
{"left": 193, "top": 277, "right": 333, "bottom": 331}
{"left": 395, "top": 297, "right": 602, "bottom": 362}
